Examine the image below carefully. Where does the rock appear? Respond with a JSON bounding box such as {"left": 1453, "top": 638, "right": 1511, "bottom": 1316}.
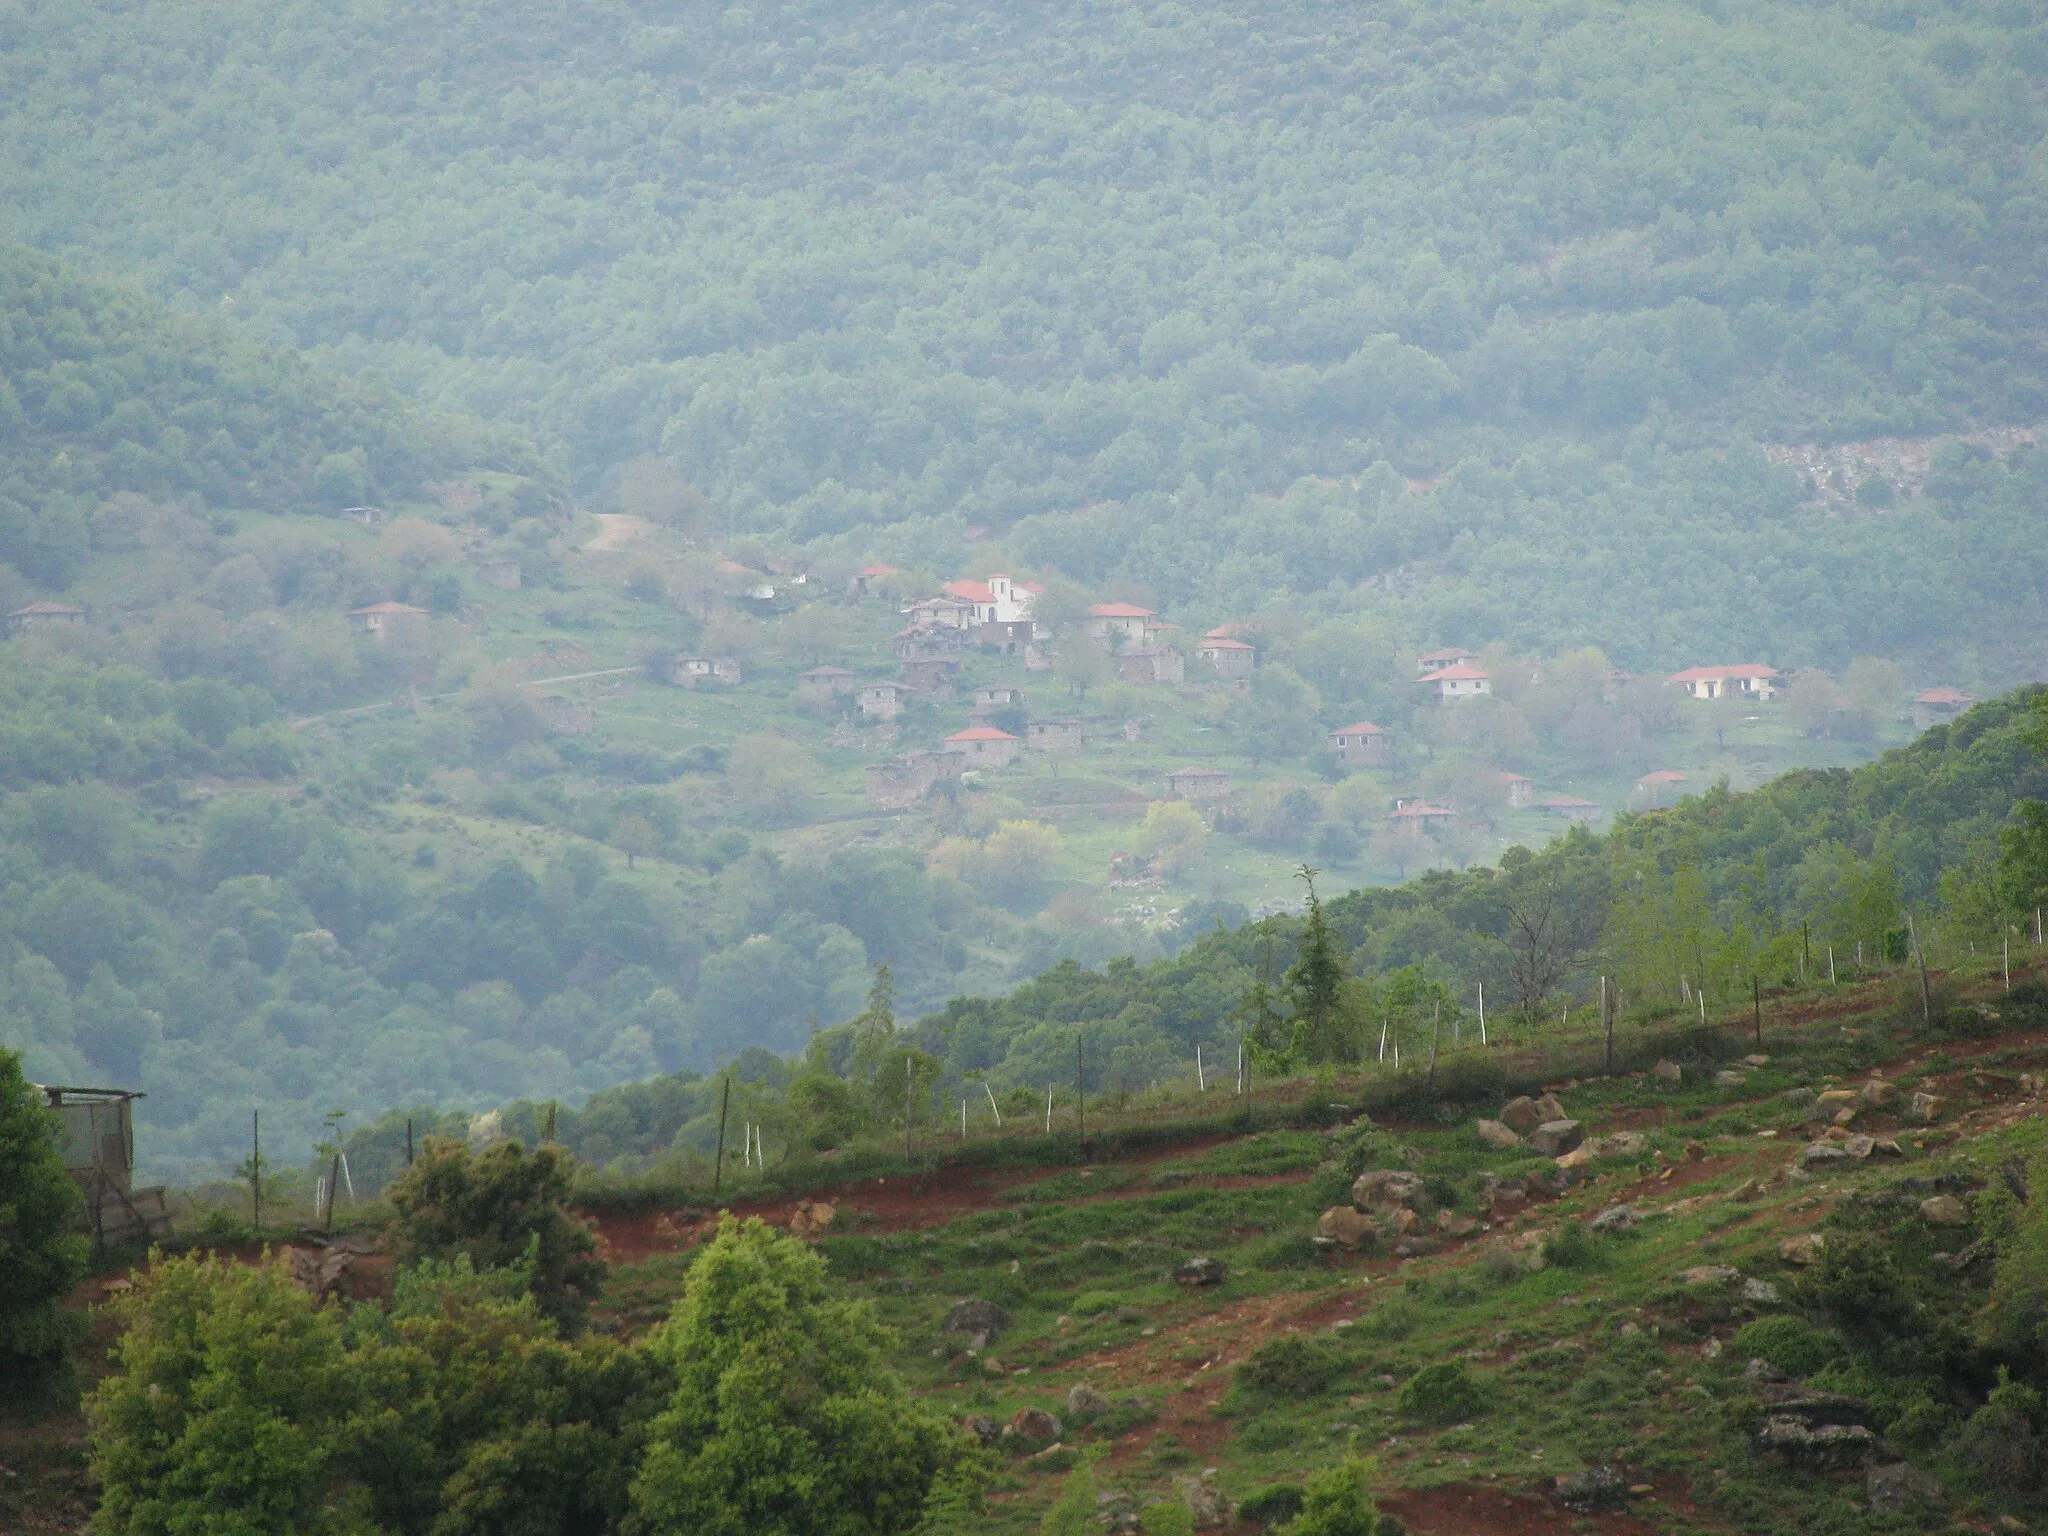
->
{"left": 1780, "top": 1233, "right": 1825, "bottom": 1265}
{"left": 1781, "top": 1086, "right": 1815, "bottom": 1105}
{"left": 1919, "top": 1194, "right": 1970, "bottom": 1226}
{"left": 1590, "top": 1204, "right": 1638, "bottom": 1234}
{"left": 961, "top": 1414, "right": 999, "bottom": 1447}
{"left": 1745, "top": 1357, "right": 1789, "bottom": 1383}
{"left": 1474, "top": 1118, "right": 1522, "bottom": 1151}
{"left": 1552, "top": 1466, "right": 1628, "bottom": 1510}
{"left": 1483, "top": 1179, "right": 1529, "bottom": 1218}
{"left": 1866, "top": 1460, "right": 1944, "bottom": 1515}
{"left": 1095, "top": 1490, "right": 1141, "bottom": 1534}
{"left": 1729, "top": 1179, "right": 1763, "bottom": 1201}
{"left": 1066, "top": 1382, "right": 1112, "bottom": 1419}
{"left": 1175, "top": 1256, "right": 1228, "bottom": 1286}
{"left": 1499, "top": 1096, "right": 1545, "bottom": 1134}
{"left": 1176, "top": 1468, "right": 1232, "bottom": 1528}
{"left": 1760, "top": 1387, "right": 1873, "bottom": 1426}
{"left": 1833, "top": 1106, "right": 1859, "bottom": 1128}
{"left": 1351, "top": 1169, "right": 1425, "bottom": 1210}
{"left": 1436, "top": 1212, "right": 1479, "bottom": 1238}
{"left": 788, "top": 1198, "right": 837, "bottom": 1238}
{"left": 1579, "top": 1131, "right": 1647, "bottom": 1161}
{"left": 1802, "top": 1142, "right": 1847, "bottom": 1166}
{"left": 1554, "top": 1144, "right": 1595, "bottom": 1172}
{"left": 1529, "top": 1119, "right": 1584, "bottom": 1156}
{"left": 944, "top": 1299, "right": 1010, "bottom": 1348}
{"left": 1860, "top": 1078, "right": 1898, "bottom": 1108}
{"left": 1678, "top": 1264, "right": 1740, "bottom": 1286}
{"left": 1754, "top": 1416, "right": 1878, "bottom": 1468}
{"left": 1741, "top": 1278, "right": 1783, "bottom": 1305}
{"left": 1684, "top": 1140, "right": 1706, "bottom": 1162}
{"left": 1389, "top": 1206, "right": 1420, "bottom": 1235}
{"left": 1908, "top": 1091, "right": 1942, "bottom": 1123}
{"left": 1004, "top": 1407, "right": 1063, "bottom": 1445}
{"left": 1843, "top": 1134, "right": 1875, "bottom": 1159}
{"left": 1872, "top": 1138, "right": 1904, "bottom": 1157}
{"left": 1815, "top": 1088, "right": 1859, "bottom": 1112}
{"left": 1715, "top": 1069, "right": 1749, "bottom": 1089}
{"left": 1026, "top": 1443, "right": 1076, "bottom": 1472}
{"left": 1534, "top": 1092, "right": 1569, "bottom": 1123}
{"left": 1316, "top": 1205, "right": 1379, "bottom": 1251}
{"left": 1652, "top": 1059, "right": 1683, "bottom": 1085}
{"left": 1743, "top": 1053, "right": 1770, "bottom": 1067}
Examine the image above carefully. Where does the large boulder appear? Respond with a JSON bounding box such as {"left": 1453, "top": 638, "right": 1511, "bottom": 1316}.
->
{"left": 1474, "top": 1118, "right": 1522, "bottom": 1151}
{"left": 1908, "top": 1091, "right": 1943, "bottom": 1123}
{"left": 1755, "top": 1416, "right": 1878, "bottom": 1469}
{"left": 1802, "top": 1142, "right": 1848, "bottom": 1167}
{"left": 1498, "top": 1096, "right": 1545, "bottom": 1135}
{"left": 1586, "top": 1131, "right": 1648, "bottom": 1160}
{"left": 1780, "top": 1233, "right": 1825, "bottom": 1265}
{"left": 1920, "top": 1194, "right": 1970, "bottom": 1226}
{"left": 1004, "top": 1407, "right": 1063, "bottom": 1446}
{"left": 1351, "top": 1169, "right": 1424, "bottom": 1211}
{"left": 1529, "top": 1120, "right": 1584, "bottom": 1156}
{"left": 1066, "top": 1382, "right": 1112, "bottom": 1419}
{"left": 1815, "top": 1089, "right": 1860, "bottom": 1114}
{"left": 1316, "top": 1205, "right": 1379, "bottom": 1250}
{"left": 1590, "top": 1204, "right": 1638, "bottom": 1234}
{"left": 1481, "top": 1178, "right": 1530, "bottom": 1219}
{"left": 1533, "top": 1092, "right": 1568, "bottom": 1123}
{"left": 1866, "top": 1461, "right": 1944, "bottom": 1515}
{"left": 1651, "top": 1059, "right": 1683, "bottom": 1085}
{"left": 1552, "top": 1466, "right": 1628, "bottom": 1510}
{"left": 945, "top": 1298, "right": 1010, "bottom": 1348}
{"left": 1860, "top": 1078, "right": 1899, "bottom": 1108}
{"left": 1174, "top": 1255, "right": 1228, "bottom": 1287}
{"left": 1715, "top": 1069, "right": 1749, "bottom": 1089}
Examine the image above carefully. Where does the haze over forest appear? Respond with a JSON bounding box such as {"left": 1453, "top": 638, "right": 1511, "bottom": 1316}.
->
{"left": 0, "top": 0, "right": 2044, "bottom": 1175}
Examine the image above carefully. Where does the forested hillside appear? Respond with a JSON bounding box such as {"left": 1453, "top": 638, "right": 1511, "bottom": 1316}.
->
{"left": 2, "top": 0, "right": 2045, "bottom": 669}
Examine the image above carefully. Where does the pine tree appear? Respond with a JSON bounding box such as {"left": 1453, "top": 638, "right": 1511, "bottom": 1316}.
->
{"left": 1284, "top": 866, "right": 1351, "bottom": 1065}
{"left": 1232, "top": 938, "right": 1288, "bottom": 1070}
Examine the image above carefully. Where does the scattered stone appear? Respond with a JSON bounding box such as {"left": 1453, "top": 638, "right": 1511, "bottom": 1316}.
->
{"left": 1175, "top": 1256, "right": 1228, "bottom": 1286}
{"left": 961, "top": 1414, "right": 999, "bottom": 1447}
{"left": 1715, "top": 1069, "right": 1749, "bottom": 1089}
{"left": 1482, "top": 1179, "right": 1530, "bottom": 1218}
{"left": 1590, "top": 1204, "right": 1638, "bottom": 1234}
{"left": 1004, "top": 1407, "right": 1063, "bottom": 1445}
{"left": 1815, "top": 1089, "right": 1860, "bottom": 1113}
{"left": 1435, "top": 1212, "right": 1479, "bottom": 1238}
{"left": 1919, "top": 1194, "right": 1970, "bottom": 1226}
{"left": 1176, "top": 1468, "right": 1232, "bottom": 1528}
{"left": 1700, "top": 1338, "right": 1723, "bottom": 1359}
{"left": 1026, "top": 1443, "right": 1076, "bottom": 1472}
{"left": 1351, "top": 1169, "right": 1425, "bottom": 1210}
{"left": 1864, "top": 1461, "right": 1943, "bottom": 1514}
{"left": 1781, "top": 1087, "right": 1815, "bottom": 1105}
{"left": 1833, "top": 1106, "right": 1859, "bottom": 1128}
{"left": 1908, "top": 1092, "right": 1943, "bottom": 1123}
{"left": 1860, "top": 1078, "right": 1898, "bottom": 1108}
{"left": 1729, "top": 1179, "right": 1762, "bottom": 1202}
{"left": 1499, "top": 1096, "right": 1545, "bottom": 1134}
{"left": 1754, "top": 1416, "right": 1878, "bottom": 1469}
{"left": 1066, "top": 1383, "right": 1112, "bottom": 1419}
{"left": 1780, "top": 1233, "right": 1825, "bottom": 1265}
{"left": 1743, "top": 1053, "right": 1770, "bottom": 1067}
{"left": 1529, "top": 1120, "right": 1584, "bottom": 1156}
{"left": 1741, "top": 1278, "right": 1784, "bottom": 1305}
{"left": 1317, "top": 1205, "right": 1379, "bottom": 1251}
{"left": 1652, "top": 1059, "right": 1684, "bottom": 1085}
{"left": 944, "top": 1299, "right": 1010, "bottom": 1348}
{"left": 1745, "top": 1357, "right": 1789, "bottom": 1384}
{"left": 1684, "top": 1140, "right": 1706, "bottom": 1162}
{"left": 1872, "top": 1138, "right": 1904, "bottom": 1158}
{"left": 788, "top": 1199, "right": 836, "bottom": 1238}
{"left": 1474, "top": 1118, "right": 1522, "bottom": 1151}
{"left": 1553, "top": 1465, "right": 1629, "bottom": 1510}
{"left": 1534, "top": 1092, "right": 1568, "bottom": 1122}
{"left": 1678, "top": 1264, "right": 1740, "bottom": 1287}
{"left": 1843, "top": 1134, "right": 1875, "bottom": 1160}
{"left": 1802, "top": 1142, "right": 1848, "bottom": 1166}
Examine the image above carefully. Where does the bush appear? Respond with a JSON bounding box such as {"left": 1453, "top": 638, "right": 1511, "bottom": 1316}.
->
{"left": 1236, "top": 1334, "right": 1343, "bottom": 1397}
{"left": 1236, "top": 1483, "right": 1306, "bottom": 1527}
{"left": 1287, "top": 1456, "right": 1403, "bottom": 1536}
{"left": 384, "top": 1136, "right": 605, "bottom": 1330}
{"left": 1730, "top": 1315, "right": 1845, "bottom": 1379}
{"left": 1543, "top": 1221, "right": 1598, "bottom": 1269}
{"left": 0, "top": 1049, "right": 87, "bottom": 1402}
{"left": 1397, "top": 1361, "right": 1487, "bottom": 1425}
{"left": 1141, "top": 1502, "right": 1194, "bottom": 1536}
{"left": 1243, "top": 1233, "right": 1323, "bottom": 1271}
{"left": 1791, "top": 1229, "right": 1910, "bottom": 1338}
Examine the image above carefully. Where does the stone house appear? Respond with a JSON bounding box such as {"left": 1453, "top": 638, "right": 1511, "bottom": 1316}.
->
{"left": 1667, "top": 664, "right": 1780, "bottom": 700}
{"left": 1327, "top": 720, "right": 1389, "bottom": 766}
{"left": 858, "top": 681, "right": 909, "bottom": 720}
{"left": 797, "top": 665, "right": 857, "bottom": 701}
{"left": 1416, "top": 646, "right": 1477, "bottom": 677}
{"left": 669, "top": 655, "right": 742, "bottom": 688}
{"left": 5, "top": 601, "right": 84, "bottom": 636}
{"left": 944, "top": 726, "right": 1020, "bottom": 767}
{"left": 900, "top": 656, "right": 961, "bottom": 693}
{"left": 1088, "top": 602, "right": 1162, "bottom": 645}
{"left": 1028, "top": 719, "right": 1083, "bottom": 754}
{"left": 1164, "top": 765, "right": 1232, "bottom": 802}
{"left": 346, "top": 601, "right": 428, "bottom": 642}
{"left": 1197, "top": 634, "right": 1256, "bottom": 678}
{"left": 1118, "top": 644, "right": 1184, "bottom": 685}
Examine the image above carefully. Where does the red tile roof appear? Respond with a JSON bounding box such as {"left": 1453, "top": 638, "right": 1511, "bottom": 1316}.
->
{"left": 1090, "top": 602, "right": 1157, "bottom": 618}
{"left": 8, "top": 601, "right": 82, "bottom": 616}
{"left": 1425, "top": 663, "right": 1490, "bottom": 682}
{"left": 1637, "top": 770, "right": 1689, "bottom": 786}
{"left": 1418, "top": 646, "right": 1475, "bottom": 663}
{"left": 1200, "top": 637, "right": 1254, "bottom": 650}
{"left": 947, "top": 727, "right": 1018, "bottom": 742}
{"left": 1667, "top": 663, "right": 1778, "bottom": 683}
{"left": 347, "top": 601, "right": 428, "bottom": 616}
{"left": 1331, "top": 721, "right": 1385, "bottom": 736}
{"left": 1915, "top": 687, "right": 1973, "bottom": 705}
{"left": 944, "top": 579, "right": 996, "bottom": 603}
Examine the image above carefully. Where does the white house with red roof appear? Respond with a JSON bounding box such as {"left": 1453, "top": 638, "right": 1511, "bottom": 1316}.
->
{"left": 1668, "top": 663, "right": 1781, "bottom": 700}
{"left": 1422, "top": 662, "right": 1490, "bottom": 702}
{"left": 1387, "top": 800, "right": 1458, "bottom": 830}
{"left": 1913, "top": 687, "right": 1973, "bottom": 729}
{"left": 1328, "top": 720, "right": 1389, "bottom": 766}
{"left": 346, "top": 600, "right": 429, "bottom": 641}
{"left": 1416, "top": 646, "right": 1477, "bottom": 677}
{"left": 941, "top": 573, "right": 1040, "bottom": 627}
{"left": 944, "top": 725, "right": 1020, "bottom": 767}
{"left": 1087, "top": 602, "right": 1163, "bottom": 645}
{"left": 1196, "top": 632, "right": 1256, "bottom": 678}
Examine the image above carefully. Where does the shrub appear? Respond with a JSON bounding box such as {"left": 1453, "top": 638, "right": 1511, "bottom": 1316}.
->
{"left": 1141, "top": 1501, "right": 1194, "bottom": 1536}
{"left": 1288, "top": 1456, "right": 1403, "bottom": 1536}
{"left": 1236, "top": 1482, "right": 1306, "bottom": 1527}
{"left": 1730, "top": 1315, "right": 1845, "bottom": 1379}
{"left": 384, "top": 1136, "right": 604, "bottom": 1330}
{"left": 1397, "top": 1362, "right": 1487, "bottom": 1424}
{"left": 1237, "top": 1334, "right": 1343, "bottom": 1397}
{"left": 1243, "top": 1233, "right": 1322, "bottom": 1271}
{"left": 0, "top": 1050, "right": 86, "bottom": 1402}
{"left": 1792, "top": 1229, "right": 1910, "bottom": 1338}
{"left": 1543, "top": 1221, "right": 1598, "bottom": 1269}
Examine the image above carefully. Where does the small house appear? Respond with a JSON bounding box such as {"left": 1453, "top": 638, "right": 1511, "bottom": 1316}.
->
{"left": 1536, "top": 794, "right": 1600, "bottom": 821}
{"left": 850, "top": 563, "right": 900, "bottom": 599}
{"left": 1328, "top": 720, "right": 1389, "bottom": 766}
{"left": 1028, "top": 719, "right": 1083, "bottom": 754}
{"left": 718, "top": 560, "right": 776, "bottom": 602}
{"left": 346, "top": 601, "right": 429, "bottom": 642}
{"left": 1197, "top": 635, "right": 1256, "bottom": 678}
{"left": 797, "top": 665, "right": 857, "bottom": 701}
{"left": 5, "top": 600, "right": 84, "bottom": 636}
{"left": 1498, "top": 771, "right": 1534, "bottom": 809}
{"left": 1423, "top": 662, "right": 1490, "bottom": 702}
{"left": 669, "top": 655, "right": 742, "bottom": 688}
{"left": 1416, "top": 646, "right": 1476, "bottom": 678}
{"left": 1387, "top": 800, "right": 1457, "bottom": 830}
{"left": 858, "top": 681, "right": 909, "bottom": 720}
{"left": 902, "top": 596, "right": 977, "bottom": 630}
{"left": 970, "top": 685, "right": 1024, "bottom": 718}
{"left": 982, "top": 619, "right": 1037, "bottom": 655}
{"left": 1667, "top": 664, "right": 1780, "bottom": 701}
{"left": 1634, "top": 769, "right": 1688, "bottom": 805}
{"left": 866, "top": 749, "right": 963, "bottom": 807}
{"left": 1165, "top": 765, "right": 1232, "bottom": 802}
{"left": 944, "top": 726, "right": 1020, "bottom": 767}
{"left": 1913, "top": 688, "right": 1974, "bottom": 731}
{"left": 900, "top": 655, "right": 961, "bottom": 693}
{"left": 941, "top": 574, "right": 1039, "bottom": 627}
{"left": 1088, "top": 602, "right": 1162, "bottom": 645}
{"left": 1118, "top": 644, "right": 1184, "bottom": 686}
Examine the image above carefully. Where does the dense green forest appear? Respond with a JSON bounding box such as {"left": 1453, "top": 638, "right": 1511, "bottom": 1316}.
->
{"left": 394, "top": 686, "right": 2046, "bottom": 1177}
{"left": 1, "top": 0, "right": 2045, "bottom": 670}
